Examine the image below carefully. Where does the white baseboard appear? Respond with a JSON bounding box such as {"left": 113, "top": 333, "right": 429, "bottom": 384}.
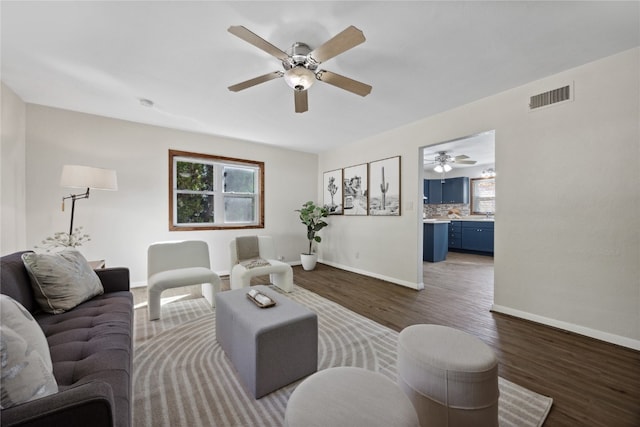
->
{"left": 319, "top": 259, "right": 423, "bottom": 290}
{"left": 491, "top": 304, "right": 640, "bottom": 351}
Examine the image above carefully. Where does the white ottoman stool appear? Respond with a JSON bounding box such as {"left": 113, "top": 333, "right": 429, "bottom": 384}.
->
{"left": 284, "top": 367, "right": 419, "bottom": 427}
{"left": 397, "top": 324, "right": 499, "bottom": 427}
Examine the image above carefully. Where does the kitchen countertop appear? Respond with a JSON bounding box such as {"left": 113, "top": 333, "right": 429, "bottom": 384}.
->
{"left": 423, "top": 219, "right": 451, "bottom": 224}
{"left": 425, "top": 216, "right": 494, "bottom": 222}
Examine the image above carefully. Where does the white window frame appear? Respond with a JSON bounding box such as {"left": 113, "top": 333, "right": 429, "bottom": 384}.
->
{"left": 169, "top": 149, "right": 264, "bottom": 231}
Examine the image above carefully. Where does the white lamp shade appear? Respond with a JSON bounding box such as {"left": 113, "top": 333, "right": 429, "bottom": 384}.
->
{"left": 283, "top": 66, "right": 315, "bottom": 91}
{"left": 434, "top": 165, "right": 444, "bottom": 173}
{"left": 443, "top": 164, "right": 452, "bottom": 172}
{"left": 60, "top": 165, "right": 118, "bottom": 190}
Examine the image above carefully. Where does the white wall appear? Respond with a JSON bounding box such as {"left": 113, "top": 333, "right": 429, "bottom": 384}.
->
{"left": 23, "top": 105, "right": 318, "bottom": 285}
{"left": 1, "top": 82, "right": 27, "bottom": 255}
{"left": 319, "top": 48, "right": 640, "bottom": 349}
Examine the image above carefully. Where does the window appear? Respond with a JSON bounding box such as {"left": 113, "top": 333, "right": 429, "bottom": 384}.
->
{"left": 470, "top": 178, "right": 495, "bottom": 215}
{"left": 169, "top": 150, "right": 264, "bottom": 230}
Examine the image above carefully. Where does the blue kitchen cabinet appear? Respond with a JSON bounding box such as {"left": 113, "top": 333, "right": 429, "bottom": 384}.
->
{"left": 423, "top": 222, "right": 449, "bottom": 262}
{"left": 448, "top": 221, "right": 462, "bottom": 249}
{"left": 423, "top": 179, "right": 430, "bottom": 204}
{"left": 442, "top": 177, "right": 469, "bottom": 204}
{"left": 461, "top": 221, "right": 494, "bottom": 253}
{"left": 428, "top": 180, "right": 442, "bottom": 204}
{"left": 426, "top": 177, "right": 468, "bottom": 204}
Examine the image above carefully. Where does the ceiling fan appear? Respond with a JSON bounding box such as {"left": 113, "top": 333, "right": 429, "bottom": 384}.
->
{"left": 227, "top": 25, "right": 372, "bottom": 113}
{"left": 428, "top": 151, "right": 477, "bottom": 174}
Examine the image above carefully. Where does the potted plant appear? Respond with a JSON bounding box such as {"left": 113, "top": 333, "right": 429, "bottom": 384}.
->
{"left": 295, "top": 201, "right": 329, "bottom": 270}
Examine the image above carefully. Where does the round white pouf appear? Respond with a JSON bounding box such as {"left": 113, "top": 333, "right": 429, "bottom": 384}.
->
{"left": 284, "top": 367, "right": 419, "bottom": 427}
{"left": 397, "top": 324, "right": 499, "bottom": 427}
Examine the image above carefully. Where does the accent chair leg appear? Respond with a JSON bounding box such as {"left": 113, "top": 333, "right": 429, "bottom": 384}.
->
{"left": 148, "top": 286, "right": 162, "bottom": 321}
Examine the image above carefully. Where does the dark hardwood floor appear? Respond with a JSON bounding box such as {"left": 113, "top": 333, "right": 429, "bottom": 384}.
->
{"left": 288, "top": 253, "right": 640, "bottom": 427}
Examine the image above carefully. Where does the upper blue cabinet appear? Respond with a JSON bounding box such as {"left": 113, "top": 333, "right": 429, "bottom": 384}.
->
{"left": 428, "top": 179, "right": 443, "bottom": 204}
{"left": 423, "top": 179, "right": 430, "bottom": 204}
{"left": 425, "top": 177, "right": 469, "bottom": 204}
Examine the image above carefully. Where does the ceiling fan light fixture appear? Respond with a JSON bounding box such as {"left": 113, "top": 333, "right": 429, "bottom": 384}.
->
{"left": 284, "top": 66, "right": 315, "bottom": 91}
{"left": 433, "top": 163, "right": 452, "bottom": 173}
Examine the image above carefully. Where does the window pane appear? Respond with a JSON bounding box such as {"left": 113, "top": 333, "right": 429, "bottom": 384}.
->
{"left": 177, "top": 193, "right": 214, "bottom": 223}
{"left": 476, "top": 199, "right": 496, "bottom": 213}
{"left": 224, "top": 197, "right": 255, "bottom": 223}
{"left": 475, "top": 179, "right": 495, "bottom": 197}
{"left": 224, "top": 167, "right": 255, "bottom": 193}
{"left": 471, "top": 178, "right": 496, "bottom": 214}
{"left": 177, "top": 161, "right": 214, "bottom": 191}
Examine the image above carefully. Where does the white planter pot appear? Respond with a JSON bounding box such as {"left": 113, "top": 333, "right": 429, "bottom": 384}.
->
{"left": 300, "top": 253, "right": 318, "bottom": 271}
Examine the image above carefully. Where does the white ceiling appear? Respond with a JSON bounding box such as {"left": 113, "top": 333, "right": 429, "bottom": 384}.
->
{"left": 423, "top": 130, "right": 495, "bottom": 169}
{"left": 2, "top": 1, "right": 638, "bottom": 155}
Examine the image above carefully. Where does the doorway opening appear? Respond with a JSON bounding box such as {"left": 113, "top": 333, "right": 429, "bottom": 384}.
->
{"left": 419, "top": 130, "right": 495, "bottom": 291}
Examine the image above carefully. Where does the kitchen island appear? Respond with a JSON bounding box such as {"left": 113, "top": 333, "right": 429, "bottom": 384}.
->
{"left": 423, "top": 219, "right": 451, "bottom": 262}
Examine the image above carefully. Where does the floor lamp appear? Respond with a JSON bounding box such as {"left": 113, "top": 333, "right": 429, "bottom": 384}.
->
{"left": 60, "top": 165, "right": 118, "bottom": 235}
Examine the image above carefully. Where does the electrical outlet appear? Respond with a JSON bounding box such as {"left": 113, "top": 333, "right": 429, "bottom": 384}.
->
{"left": 278, "top": 256, "right": 284, "bottom": 261}
{"left": 355, "top": 252, "right": 360, "bottom": 259}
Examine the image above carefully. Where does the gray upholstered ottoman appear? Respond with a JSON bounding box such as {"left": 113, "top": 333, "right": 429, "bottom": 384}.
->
{"left": 284, "top": 367, "right": 420, "bottom": 427}
{"left": 215, "top": 285, "right": 318, "bottom": 398}
{"left": 397, "top": 324, "right": 499, "bottom": 427}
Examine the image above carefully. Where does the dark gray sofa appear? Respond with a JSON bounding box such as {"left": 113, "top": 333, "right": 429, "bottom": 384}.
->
{"left": 0, "top": 251, "right": 133, "bottom": 427}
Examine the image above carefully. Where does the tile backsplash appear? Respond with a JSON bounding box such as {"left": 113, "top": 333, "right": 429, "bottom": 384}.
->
{"left": 423, "top": 203, "right": 470, "bottom": 218}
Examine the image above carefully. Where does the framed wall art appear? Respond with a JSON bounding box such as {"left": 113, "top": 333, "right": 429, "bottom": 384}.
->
{"left": 343, "top": 163, "right": 368, "bottom": 216}
{"left": 368, "top": 156, "right": 401, "bottom": 216}
{"left": 323, "top": 169, "right": 343, "bottom": 215}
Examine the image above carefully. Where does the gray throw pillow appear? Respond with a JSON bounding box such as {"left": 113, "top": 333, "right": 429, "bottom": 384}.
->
{"left": 21, "top": 249, "right": 104, "bottom": 314}
{"left": 0, "top": 296, "right": 58, "bottom": 409}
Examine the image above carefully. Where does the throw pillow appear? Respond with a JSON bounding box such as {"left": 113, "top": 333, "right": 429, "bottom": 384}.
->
{"left": 0, "top": 295, "right": 52, "bottom": 371}
{"left": 0, "top": 327, "right": 58, "bottom": 409}
{"left": 21, "top": 249, "right": 104, "bottom": 314}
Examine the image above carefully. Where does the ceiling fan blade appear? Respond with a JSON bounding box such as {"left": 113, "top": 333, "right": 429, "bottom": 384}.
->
{"left": 454, "top": 154, "right": 470, "bottom": 160}
{"left": 228, "top": 71, "right": 283, "bottom": 92}
{"left": 294, "top": 90, "right": 308, "bottom": 113}
{"left": 316, "top": 70, "right": 372, "bottom": 97}
{"left": 309, "top": 25, "right": 365, "bottom": 64}
{"left": 228, "top": 26, "right": 289, "bottom": 61}
{"left": 456, "top": 160, "right": 477, "bottom": 165}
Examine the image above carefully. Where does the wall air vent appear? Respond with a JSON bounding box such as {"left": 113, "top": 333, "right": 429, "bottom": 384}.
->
{"left": 529, "top": 84, "right": 572, "bottom": 110}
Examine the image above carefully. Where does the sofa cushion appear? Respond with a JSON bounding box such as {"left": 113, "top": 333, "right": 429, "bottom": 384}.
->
{"left": 0, "top": 295, "right": 59, "bottom": 409}
{"left": 22, "top": 250, "right": 104, "bottom": 314}
{"left": 36, "top": 290, "right": 133, "bottom": 427}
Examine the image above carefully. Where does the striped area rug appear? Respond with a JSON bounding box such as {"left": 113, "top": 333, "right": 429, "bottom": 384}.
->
{"left": 133, "top": 285, "right": 552, "bottom": 426}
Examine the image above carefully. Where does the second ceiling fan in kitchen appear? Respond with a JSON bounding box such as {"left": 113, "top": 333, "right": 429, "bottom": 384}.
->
{"left": 428, "top": 151, "right": 477, "bottom": 174}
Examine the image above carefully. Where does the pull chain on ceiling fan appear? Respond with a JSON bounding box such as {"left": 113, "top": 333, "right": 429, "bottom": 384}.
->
{"left": 227, "top": 25, "right": 372, "bottom": 113}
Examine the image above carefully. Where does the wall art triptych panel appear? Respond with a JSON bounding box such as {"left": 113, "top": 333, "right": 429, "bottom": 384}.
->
{"left": 323, "top": 155, "right": 400, "bottom": 217}
{"left": 343, "top": 163, "right": 368, "bottom": 216}
{"left": 323, "top": 169, "right": 343, "bottom": 215}
{"left": 368, "top": 156, "right": 400, "bottom": 216}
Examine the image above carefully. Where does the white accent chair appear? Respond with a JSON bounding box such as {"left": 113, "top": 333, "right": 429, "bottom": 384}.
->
{"left": 147, "top": 240, "right": 221, "bottom": 320}
{"left": 229, "top": 236, "right": 293, "bottom": 292}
